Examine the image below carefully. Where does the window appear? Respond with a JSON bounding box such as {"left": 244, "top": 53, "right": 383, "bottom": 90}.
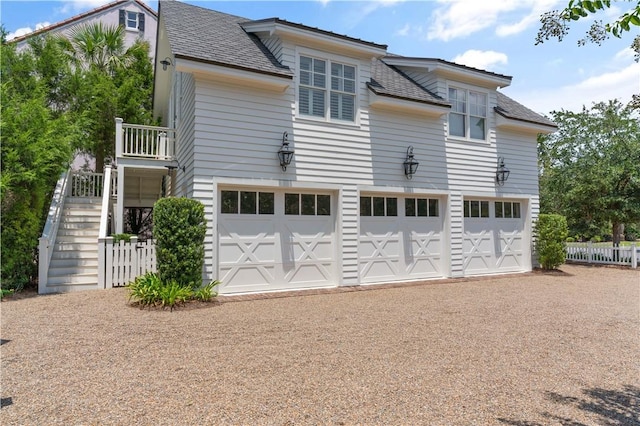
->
{"left": 221, "top": 191, "right": 274, "bottom": 214}
{"left": 448, "top": 87, "right": 487, "bottom": 140}
{"left": 360, "top": 196, "right": 397, "bottom": 217}
{"left": 495, "top": 201, "right": 521, "bottom": 219}
{"left": 126, "top": 11, "right": 138, "bottom": 29}
{"left": 299, "top": 55, "right": 356, "bottom": 122}
{"left": 405, "top": 198, "right": 439, "bottom": 217}
{"left": 285, "top": 193, "right": 331, "bottom": 216}
{"left": 463, "top": 200, "right": 489, "bottom": 218}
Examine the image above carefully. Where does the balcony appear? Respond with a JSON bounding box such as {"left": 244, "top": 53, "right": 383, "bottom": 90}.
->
{"left": 115, "top": 118, "right": 176, "bottom": 162}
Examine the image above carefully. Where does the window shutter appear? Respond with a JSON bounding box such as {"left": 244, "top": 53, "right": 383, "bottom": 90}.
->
{"left": 138, "top": 13, "right": 145, "bottom": 32}
{"left": 119, "top": 9, "right": 125, "bottom": 27}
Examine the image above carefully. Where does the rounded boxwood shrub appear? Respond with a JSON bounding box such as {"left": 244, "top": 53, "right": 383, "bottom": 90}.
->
{"left": 534, "top": 213, "right": 569, "bottom": 270}
{"left": 153, "top": 197, "right": 206, "bottom": 287}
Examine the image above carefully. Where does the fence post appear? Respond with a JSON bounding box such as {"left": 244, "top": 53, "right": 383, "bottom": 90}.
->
{"left": 38, "top": 237, "right": 49, "bottom": 294}
{"left": 130, "top": 236, "right": 139, "bottom": 281}
{"left": 105, "top": 237, "right": 114, "bottom": 289}
{"left": 632, "top": 243, "right": 637, "bottom": 269}
{"left": 587, "top": 241, "right": 593, "bottom": 263}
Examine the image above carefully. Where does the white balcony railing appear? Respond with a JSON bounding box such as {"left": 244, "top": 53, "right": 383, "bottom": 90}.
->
{"left": 115, "top": 118, "right": 176, "bottom": 160}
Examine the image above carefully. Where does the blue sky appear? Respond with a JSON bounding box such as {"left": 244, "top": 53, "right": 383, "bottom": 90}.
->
{"left": 2, "top": 0, "right": 638, "bottom": 116}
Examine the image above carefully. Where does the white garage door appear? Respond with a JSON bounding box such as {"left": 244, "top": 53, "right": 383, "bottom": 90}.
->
{"left": 218, "top": 189, "right": 335, "bottom": 294}
{"left": 462, "top": 199, "right": 526, "bottom": 275}
{"left": 359, "top": 194, "right": 444, "bottom": 284}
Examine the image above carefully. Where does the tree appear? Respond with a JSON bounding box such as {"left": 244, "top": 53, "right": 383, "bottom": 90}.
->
{"left": 538, "top": 100, "right": 640, "bottom": 245}
{"left": 1, "top": 39, "right": 81, "bottom": 289}
{"left": 56, "top": 23, "right": 153, "bottom": 171}
{"left": 536, "top": 0, "right": 640, "bottom": 58}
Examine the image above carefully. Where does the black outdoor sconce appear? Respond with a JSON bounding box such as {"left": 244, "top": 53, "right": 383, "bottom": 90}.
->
{"left": 278, "top": 131, "right": 294, "bottom": 171}
{"left": 403, "top": 146, "right": 419, "bottom": 179}
{"left": 160, "top": 57, "right": 173, "bottom": 71}
{"left": 496, "top": 156, "right": 510, "bottom": 186}
{"left": 165, "top": 160, "right": 185, "bottom": 175}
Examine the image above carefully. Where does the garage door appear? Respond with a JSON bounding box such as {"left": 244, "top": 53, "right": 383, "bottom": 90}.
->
{"left": 462, "top": 199, "right": 526, "bottom": 275}
{"left": 218, "top": 189, "right": 335, "bottom": 294}
{"left": 359, "top": 194, "right": 444, "bottom": 284}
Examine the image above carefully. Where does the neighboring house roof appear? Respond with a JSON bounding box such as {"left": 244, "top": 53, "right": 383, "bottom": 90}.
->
{"left": 495, "top": 92, "right": 557, "bottom": 128}
{"left": 8, "top": 0, "right": 156, "bottom": 44}
{"left": 368, "top": 59, "right": 449, "bottom": 108}
{"left": 160, "top": 1, "right": 292, "bottom": 78}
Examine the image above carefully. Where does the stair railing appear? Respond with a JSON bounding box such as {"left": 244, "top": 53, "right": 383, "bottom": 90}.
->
{"left": 98, "top": 165, "right": 114, "bottom": 289}
{"left": 38, "top": 169, "right": 71, "bottom": 294}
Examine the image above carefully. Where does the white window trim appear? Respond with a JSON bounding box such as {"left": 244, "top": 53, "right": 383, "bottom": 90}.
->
{"left": 295, "top": 46, "right": 360, "bottom": 127}
{"left": 125, "top": 10, "right": 139, "bottom": 32}
{"left": 446, "top": 81, "right": 489, "bottom": 143}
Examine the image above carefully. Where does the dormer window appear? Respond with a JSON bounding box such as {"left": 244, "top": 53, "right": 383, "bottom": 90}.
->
{"left": 448, "top": 87, "right": 487, "bottom": 141}
{"left": 298, "top": 54, "right": 356, "bottom": 123}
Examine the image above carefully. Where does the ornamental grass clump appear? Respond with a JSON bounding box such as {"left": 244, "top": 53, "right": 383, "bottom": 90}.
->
{"left": 127, "top": 273, "right": 220, "bottom": 310}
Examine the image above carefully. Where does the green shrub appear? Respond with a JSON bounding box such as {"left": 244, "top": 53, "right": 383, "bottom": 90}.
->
{"left": 112, "top": 233, "right": 133, "bottom": 243}
{"left": 534, "top": 213, "right": 569, "bottom": 270}
{"left": 590, "top": 235, "right": 603, "bottom": 243}
{"left": 566, "top": 237, "right": 575, "bottom": 242}
{"left": 153, "top": 197, "right": 206, "bottom": 287}
{"left": 127, "top": 272, "right": 163, "bottom": 306}
{"left": 193, "top": 281, "right": 220, "bottom": 302}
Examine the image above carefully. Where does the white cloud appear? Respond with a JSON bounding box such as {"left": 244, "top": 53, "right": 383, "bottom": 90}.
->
{"left": 452, "top": 50, "right": 508, "bottom": 71}
{"left": 508, "top": 62, "right": 640, "bottom": 115}
{"left": 58, "top": 0, "right": 111, "bottom": 14}
{"left": 427, "top": 0, "right": 559, "bottom": 41}
{"left": 361, "top": 0, "right": 404, "bottom": 17}
{"left": 316, "top": 0, "right": 330, "bottom": 6}
{"left": 7, "top": 22, "right": 51, "bottom": 40}
{"left": 396, "top": 23, "right": 411, "bottom": 37}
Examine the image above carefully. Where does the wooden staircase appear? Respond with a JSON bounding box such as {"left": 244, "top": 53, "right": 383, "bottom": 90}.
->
{"left": 45, "top": 198, "right": 101, "bottom": 292}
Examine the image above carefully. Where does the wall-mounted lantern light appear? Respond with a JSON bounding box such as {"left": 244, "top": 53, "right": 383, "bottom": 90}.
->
{"left": 160, "top": 57, "right": 173, "bottom": 71}
{"left": 496, "top": 156, "right": 510, "bottom": 186}
{"left": 278, "top": 131, "right": 294, "bottom": 171}
{"left": 403, "top": 146, "right": 419, "bottom": 180}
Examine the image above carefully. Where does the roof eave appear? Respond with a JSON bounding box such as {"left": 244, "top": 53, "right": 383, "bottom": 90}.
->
{"left": 242, "top": 20, "right": 387, "bottom": 58}
{"left": 495, "top": 111, "right": 557, "bottom": 134}
{"left": 368, "top": 88, "right": 451, "bottom": 117}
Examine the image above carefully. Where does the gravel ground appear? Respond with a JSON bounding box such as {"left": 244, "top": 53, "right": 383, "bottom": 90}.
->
{"left": 1, "top": 264, "right": 639, "bottom": 425}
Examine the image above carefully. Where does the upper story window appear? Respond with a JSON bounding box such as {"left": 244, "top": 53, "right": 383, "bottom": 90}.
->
{"left": 126, "top": 11, "right": 138, "bottom": 29}
{"left": 299, "top": 55, "right": 356, "bottom": 122}
{"left": 448, "top": 87, "right": 487, "bottom": 141}
{"left": 119, "top": 10, "right": 145, "bottom": 33}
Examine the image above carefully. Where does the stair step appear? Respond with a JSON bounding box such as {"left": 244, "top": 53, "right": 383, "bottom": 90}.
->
{"left": 54, "top": 242, "right": 99, "bottom": 252}
{"left": 49, "top": 266, "right": 98, "bottom": 276}
{"left": 57, "top": 235, "right": 99, "bottom": 244}
{"left": 58, "top": 228, "right": 100, "bottom": 236}
{"left": 47, "top": 273, "right": 99, "bottom": 286}
{"left": 49, "top": 257, "right": 98, "bottom": 268}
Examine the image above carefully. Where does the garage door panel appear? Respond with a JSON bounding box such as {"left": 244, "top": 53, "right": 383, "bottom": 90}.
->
{"left": 218, "top": 190, "right": 335, "bottom": 294}
{"left": 359, "top": 196, "right": 444, "bottom": 284}
{"left": 462, "top": 200, "right": 526, "bottom": 275}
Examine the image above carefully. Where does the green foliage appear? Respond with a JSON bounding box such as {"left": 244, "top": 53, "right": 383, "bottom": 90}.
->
{"left": 112, "top": 233, "right": 133, "bottom": 243}
{"left": 126, "top": 272, "right": 219, "bottom": 310}
{"left": 157, "top": 281, "right": 192, "bottom": 310}
{"left": 538, "top": 100, "right": 640, "bottom": 245}
{"left": 153, "top": 198, "right": 207, "bottom": 287}
{"left": 193, "top": 281, "right": 220, "bottom": 302}
{"left": 535, "top": 214, "right": 569, "bottom": 270}
{"left": 1, "top": 40, "right": 79, "bottom": 290}
{"left": 536, "top": 0, "right": 640, "bottom": 62}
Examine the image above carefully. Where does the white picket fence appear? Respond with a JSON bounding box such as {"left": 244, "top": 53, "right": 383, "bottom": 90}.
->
{"left": 100, "top": 237, "right": 156, "bottom": 287}
{"left": 566, "top": 243, "right": 638, "bottom": 268}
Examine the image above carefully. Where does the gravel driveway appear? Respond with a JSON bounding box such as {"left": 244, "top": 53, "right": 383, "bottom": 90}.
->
{"left": 1, "top": 264, "right": 638, "bottom": 425}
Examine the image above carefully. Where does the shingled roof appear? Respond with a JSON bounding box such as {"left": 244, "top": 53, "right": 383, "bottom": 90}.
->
{"left": 495, "top": 92, "right": 556, "bottom": 128}
{"left": 368, "top": 59, "right": 449, "bottom": 107}
{"left": 160, "top": 1, "right": 292, "bottom": 78}
{"left": 160, "top": 1, "right": 554, "bottom": 129}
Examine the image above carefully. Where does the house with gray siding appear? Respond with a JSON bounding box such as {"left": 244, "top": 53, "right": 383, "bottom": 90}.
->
{"left": 38, "top": 0, "right": 556, "bottom": 295}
